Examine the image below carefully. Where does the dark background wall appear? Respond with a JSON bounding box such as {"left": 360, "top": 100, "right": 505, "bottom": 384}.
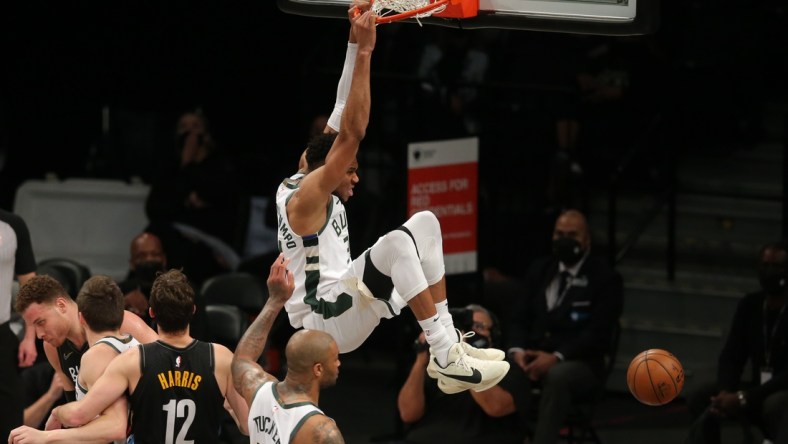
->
{"left": 1, "top": 0, "right": 785, "bottom": 280}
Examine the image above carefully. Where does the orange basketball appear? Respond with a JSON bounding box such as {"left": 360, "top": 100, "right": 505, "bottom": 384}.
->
{"left": 626, "top": 349, "right": 685, "bottom": 406}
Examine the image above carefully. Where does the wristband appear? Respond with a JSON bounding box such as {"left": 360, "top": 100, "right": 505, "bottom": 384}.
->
{"left": 327, "top": 42, "right": 359, "bottom": 131}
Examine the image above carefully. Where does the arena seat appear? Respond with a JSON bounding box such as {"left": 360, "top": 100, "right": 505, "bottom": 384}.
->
{"left": 200, "top": 272, "right": 267, "bottom": 314}
{"left": 204, "top": 304, "right": 249, "bottom": 351}
{"left": 37, "top": 257, "right": 92, "bottom": 298}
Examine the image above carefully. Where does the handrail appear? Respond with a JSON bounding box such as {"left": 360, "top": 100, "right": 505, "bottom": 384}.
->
{"left": 607, "top": 113, "right": 676, "bottom": 280}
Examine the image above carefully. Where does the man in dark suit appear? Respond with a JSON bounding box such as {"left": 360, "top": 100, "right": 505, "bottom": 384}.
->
{"left": 507, "top": 209, "right": 623, "bottom": 444}
{"left": 685, "top": 240, "right": 788, "bottom": 444}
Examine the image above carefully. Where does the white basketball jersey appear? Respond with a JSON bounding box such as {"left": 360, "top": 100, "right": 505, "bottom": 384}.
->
{"left": 76, "top": 334, "right": 140, "bottom": 400}
{"left": 248, "top": 381, "right": 328, "bottom": 444}
{"left": 76, "top": 334, "right": 139, "bottom": 444}
{"left": 275, "top": 174, "right": 352, "bottom": 327}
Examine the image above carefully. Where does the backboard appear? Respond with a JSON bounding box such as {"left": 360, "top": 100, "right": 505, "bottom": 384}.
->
{"left": 278, "top": 0, "right": 659, "bottom": 35}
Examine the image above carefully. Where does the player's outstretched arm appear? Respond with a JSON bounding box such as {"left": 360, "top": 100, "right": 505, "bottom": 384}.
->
{"left": 232, "top": 254, "right": 295, "bottom": 405}
{"left": 19, "top": 396, "right": 128, "bottom": 444}
{"left": 324, "top": 0, "right": 370, "bottom": 134}
{"left": 214, "top": 344, "right": 250, "bottom": 436}
{"left": 290, "top": 10, "right": 376, "bottom": 231}
{"left": 119, "top": 310, "right": 158, "bottom": 343}
{"left": 52, "top": 349, "right": 135, "bottom": 427}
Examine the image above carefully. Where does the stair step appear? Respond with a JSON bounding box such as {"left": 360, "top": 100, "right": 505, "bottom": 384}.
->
{"left": 677, "top": 163, "right": 782, "bottom": 199}
{"left": 616, "top": 258, "right": 757, "bottom": 282}
{"left": 589, "top": 198, "right": 780, "bottom": 234}
{"left": 620, "top": 260, "right": 755, "bottom": 292}
{"left": 622, "top": 289, "right": 740, "bottom": 330}
{"left": 591, "top": 228, "right": 771, "bottom": 265}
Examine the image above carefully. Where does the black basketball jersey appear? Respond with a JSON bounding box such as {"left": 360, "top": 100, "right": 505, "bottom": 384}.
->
{"left": 56, "top": 340, "right": 89, "bottom": 387}
{"left": 130, "top": 340, "right": 224, "bottom": 444}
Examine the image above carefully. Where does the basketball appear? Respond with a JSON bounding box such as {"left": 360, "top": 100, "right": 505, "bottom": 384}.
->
{"left": 626, "top": 349, "right": 685, "bottom": 406}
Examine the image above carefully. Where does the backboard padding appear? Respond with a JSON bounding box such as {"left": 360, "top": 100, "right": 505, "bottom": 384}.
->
{"left": 277, "top": 0, "right": 659, "bottom": 35}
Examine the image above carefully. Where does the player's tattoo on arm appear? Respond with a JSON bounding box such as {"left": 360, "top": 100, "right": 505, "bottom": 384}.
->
{"left": 311, "top": 417, "right": 345, "bottom": 444}
{"left": 232, "top": 303, "right": 282, "bottom": 400}
{"left": 231, "top": 360, "right": 275, "bottom": 401}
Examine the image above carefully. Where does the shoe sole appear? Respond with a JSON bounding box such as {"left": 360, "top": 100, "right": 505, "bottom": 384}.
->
{"left": 437, "top": 379, "right": 470, "bottom": 394}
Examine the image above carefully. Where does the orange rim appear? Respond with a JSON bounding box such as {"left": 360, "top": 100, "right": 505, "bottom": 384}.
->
{"left": 375, "top": 0, "right": 450, "bottom": 24}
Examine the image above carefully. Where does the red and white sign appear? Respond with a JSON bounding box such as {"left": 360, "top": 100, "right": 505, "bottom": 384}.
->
{"left": 407, "top": 137, "right": 478, "bottom": 275}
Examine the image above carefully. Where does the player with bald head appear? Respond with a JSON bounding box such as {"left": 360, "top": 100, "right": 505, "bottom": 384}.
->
{"left": 233, "top": 254, "right": 344, "bottom": 444}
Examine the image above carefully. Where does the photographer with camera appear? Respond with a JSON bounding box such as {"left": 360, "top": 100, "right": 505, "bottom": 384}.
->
{"left": 397, "top": 304, "right": 530, "bottom": 444}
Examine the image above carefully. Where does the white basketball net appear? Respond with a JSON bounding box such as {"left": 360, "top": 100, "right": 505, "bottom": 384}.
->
{"left": 371, "top": 0, "right": 448, "bottom": 22}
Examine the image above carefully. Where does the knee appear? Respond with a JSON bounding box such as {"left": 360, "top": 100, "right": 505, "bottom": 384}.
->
{"left": 541, "top": 366, "right": 575, "bottom": 392}
{"left": 762, "top": 390, "right": 788, "bottom": 430}
{"left": 386, "top": 230, "right": 417, "bottom": 255}
{"left": 406, "top": 211, "right": 441, "bottom": 237}
{"left": 374, "top": 230, "right": 419, "bottom": 267}
{"left": 686, "top": 383, "right": 717, "bottom": 418}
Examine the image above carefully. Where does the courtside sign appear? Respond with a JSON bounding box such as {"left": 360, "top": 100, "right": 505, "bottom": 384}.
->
{"left": 407, "top": 137, "right": 478, "bottom": 275}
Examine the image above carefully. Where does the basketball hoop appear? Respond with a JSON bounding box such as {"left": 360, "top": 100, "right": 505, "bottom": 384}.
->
{"left": 366, "top": 0, "right": 477, "bottom": 24}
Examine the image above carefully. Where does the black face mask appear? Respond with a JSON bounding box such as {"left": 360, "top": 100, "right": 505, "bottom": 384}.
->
{"left": 136, "top": 261, "right": 165, "bottom": 299}
{"left": 759, "top": 265, "right": 786, "bottom": 296}
{"left": 468, "top": 334, "right": 491, "bottom": 350}
{"left": 553, "top": 237, "right": 585, "bottom": 266}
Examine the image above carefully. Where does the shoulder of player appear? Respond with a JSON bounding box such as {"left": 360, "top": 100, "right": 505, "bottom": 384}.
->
{"left": 81, "top": 343, "right": 117, "bottom": 367}
{"left": 107, "top": 343, "right": 141, "bottom": 369}
{"left": 120, "top": 310, "right": 157, "bottom": 343}
{"left": 210, "top": 341, "right": 232, "bottom": 358}
{"left": 78, "top": 348, "right": 111, "bottom": 387}
{"left": 210, "top": 342, "right": 235, "bottom": 371}
{"left": 284, "top": 182, "right": 332, "bottom": 235}
{"left": 297, "top": 414, "right": 344, "bottom": 444}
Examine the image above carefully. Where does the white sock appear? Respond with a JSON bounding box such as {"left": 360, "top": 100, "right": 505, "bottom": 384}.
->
{"left": 435, "top": 300, "right": 460, "bottom": 342}
{"left": 418, "top": 315, "right": 454, "bottom": 367}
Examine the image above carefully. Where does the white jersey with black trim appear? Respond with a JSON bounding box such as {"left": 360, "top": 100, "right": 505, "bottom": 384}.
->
{"left": 248, "top": 381, "right": 328, "bottom": 444}
{"left": 75, "top": 334, "right": 139, "bottom": 444}
{"left": 275, "top": 173, "right": 352, "bottom": 327}
{"left": 75, "top": 334, "right": 140, "bottom": 400}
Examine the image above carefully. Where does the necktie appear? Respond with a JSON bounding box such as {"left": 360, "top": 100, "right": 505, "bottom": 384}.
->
{"left": 557, "top": 270, "right": 572, "bottom": 303}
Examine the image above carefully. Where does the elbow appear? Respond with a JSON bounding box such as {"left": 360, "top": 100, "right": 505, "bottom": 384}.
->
{"left": 345, "top": 126, "right": 366, "bottom": 143}
{"left": 65, "top": 411, "right": 90, "bottom": 428}
{"left": 480, "top": 404, "right": 511, "bottom": 417}
{"left": 398, "top": 406, "right": 424, "bottom": 424}
{"left": 238, "top": 420, "right": 249, "bottom": 436}
{"left": 399, "top": 412, "right": 421, "bottom": 424}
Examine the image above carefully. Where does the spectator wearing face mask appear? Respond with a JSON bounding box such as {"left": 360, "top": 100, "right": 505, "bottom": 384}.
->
{"left": 119, "top": 232, "right": 208, "bottom": 341}
{"left": 685, "top": 240, "right": 788, "bottom": 444}
{"left": 506, "top": 209, "right": 623, "bottom": 444}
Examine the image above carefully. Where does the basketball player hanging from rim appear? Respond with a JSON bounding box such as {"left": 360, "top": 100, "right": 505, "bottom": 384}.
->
{"left": 276, "top": 1, "right": 509, "bottom": 394}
